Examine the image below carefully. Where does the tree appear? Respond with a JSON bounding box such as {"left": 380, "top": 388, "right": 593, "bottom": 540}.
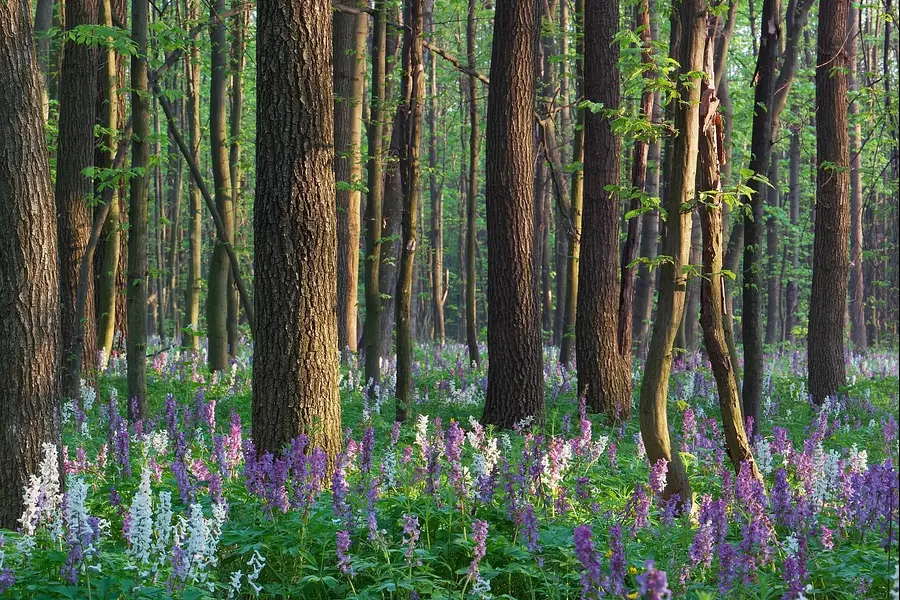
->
{"left": 741, "top": 0, "right": 781, "bottom": 436}
{"left": 464, "top": 0, "right": 481, "bottom": 367}
{"left": 363, "top": 0, "right": 388, "bottom": 385}
{"left": 577, "top": 0, "right": 633, "bottom": 420}
{"left": 395, "top": 0, "right": 425, "bottom": 423}
{"left": 207, "top": 0, "right": 236, "bottom": 370}
{"left": 184, "top": 0, "right": 202, "bottom": 352}
{"left": 334, "top": 2, "right": 367, "bottom": 354}
{"left": 481, "top": 0, "right": 545, "bottom": 429}
{"left": 0, "top": 0, "right": 62, "bottom": 527}
{"left": 639, "top": 0, "right": 706, "bottom": 511}
{"left": 127, "top": 0, "right": 151, "bottom": 420}
{"left": 808, "top": 0, "right": 850, "bottom": 404}
{"left": 252, "top": 0, "right": 341, "bottom": 458}
{"left": 56, "top": 0, "right": 98, "bottom": 399}
{"left": 847, "top": 0, "right": 867, "bottom": 352}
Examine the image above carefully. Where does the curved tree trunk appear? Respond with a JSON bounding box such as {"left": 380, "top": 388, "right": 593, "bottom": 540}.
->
{"left": 253, "top": 0, "right": 341, "bottom": 459}
{"left": 481, "top": 0, "right": 544, "bottom": 429}
{"left": 808, "top": 0, "right": 850, "bottom": 404}
{"left": 0, "top": 0, "right": 62, "bottom": 527}
{"left": 639, "top": 0, "right": 706, "bottom": 512}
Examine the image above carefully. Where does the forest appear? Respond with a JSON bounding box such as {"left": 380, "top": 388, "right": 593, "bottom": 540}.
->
{"left": 0, "top": 0, "right": 898, "bottom": 597}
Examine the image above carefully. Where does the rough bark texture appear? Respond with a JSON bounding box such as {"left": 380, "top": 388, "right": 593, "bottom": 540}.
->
{"left": 639, "top": 0, "right": 705, "bottom": 512}
{"left": 847, "top": 1, "right": 867, "bottom": 352}
{"left": 334, "top": 4, "right": 366, "bottom": 353}
{"left": 481, "top": 0, "right": 544, "bottom": 429}
{"left": 577, "top": 0, "right": 632, "bottom": 421}
{"left": 808, "top": 0, "right": 850, "bottom": 404}
{"left": 207, "top": 0, "right": 235, "bottom": 371}
{"left": 184, "top": 0, "right": 202, "bottom": 351}
{"left": 226, "top": 0, "right": 245, "bottom": 358}
{"left": 465, "top": 0, "right": 481, "bottom": 367}
{"left": 253, "top": 0, "right": 341, "bottom": 459}
{"left": 56, "top": 0, "right": 98, "bottom": 396}
{"left": 395, "top": 0, "right": 424, "bottom": 423}
{"left": 0, "top": 0, "right": 62, "bottom": 528}
{"left": 127, "top": 0, "right": 150, "bottom": 420}
{"left": 742, "top": 0, "right": 781, "bottom": 436}
{"left": 696, "top": 31, "right": 761, "bottom": 480}
{"left": 363, "top": 0, "right": 387, "bottom": 384}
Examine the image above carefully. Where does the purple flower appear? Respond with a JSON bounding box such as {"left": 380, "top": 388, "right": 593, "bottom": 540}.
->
{"left": 336, "top": 530, "right": 353, "bottom": 575}
{"left": 636, "top": 560, "right": 671, "bottom": 599}
{"left": 467, "top": 520, "right": 488, "bottom": 583}
{"left": 649, "top": 458, "right": 668, "bottom": 496}
{"left": 573, "top": 524, "right": 604, "bottom": 599}
{"left": 608, "top": 523, "right": 626, "bottom": 595}
{"left": 360, "top": 427, "right": 375, "bottom": 474}
{"left": 630, "top": 484, "right": 650, "bottom": 532}
{"left": 0, "top": 568, "right": 15, "bottom": 594}
{"left": 402, "top": 514, "right": 422, "bottom": 566}
{"left": 520, "top": 503, "right": 542, "bottom": 555}
{"left": 332, "top": 454, "right": 352, "bottom": 527}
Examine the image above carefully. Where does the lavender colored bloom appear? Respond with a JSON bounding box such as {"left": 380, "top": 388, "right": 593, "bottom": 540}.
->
{"left": 360, "top": 426, "right": 375, "bottom": 474}
{"left": 520, "top": 503, "right": 542, "bottom": 555}
{"left": 391, "top": 421, "right": 401, "bottom": 445}
{"left": 402, "top": 514, "right": 422, "bottom": 566}
{"left": 573, "top": 524, "right": 604, "bottom": 600}
{"left": 208, "top": 472, "right": 224, "bottom": 505}
{"left": 636, "top": 560, "right": 671, "bottom": 599}
{"left": 336, "top": 530, "right": 353, "bottom": 575}
{"left": 608, "top": 523, "right": 626, "bottom": 595}
{"left": 332, "top": 454, "right": 352, "bottom": 528}
{"left": 607, "top": 441, "right": 618, "bottom": 468}
{"left": 0, "top": 569, "right": 15, "bottom": 594}
{"left": 631, "top": 484, "right": 651, "bottom": 532}
{"left": 467, "top": 520, "right": 488, "bottom": 583}
{"left": 649, "top": 458, "right": 668, "bottom": 496}
{"left": 165, "top": 394, "right": 178, "bottom": 437}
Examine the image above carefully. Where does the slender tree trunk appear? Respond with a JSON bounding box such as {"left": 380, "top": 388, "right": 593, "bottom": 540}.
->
{"left": 184, "top": 0, "right": 202, "bottom": 351}
{"left": 765, "top": 153, "right": 781, "bottom": 345}
{"left": 552, "top": 0, "right": 571, "bottom": 348}
{"left": 334, "top": 3, "right": 366, "bottom": 355}
{"left": 682, "top": 213, "right": 701, "bottom": 352}
{"left": 741, "top": 0, "right": 781, "bottom": 436}
{"left": 559, "top": 0, "right": 584, "bottom": 367}
{"left": 363, "top": 0, "right": 387, "bottom": 384}
{"left": 784, "top": 128, "right": 800, "bottom": 342}
{"left": 425, "top": 1, "right": 444, "bottom": 345}
{"left": 206, "top": 0, "right": 235, "bottom": 371}
{"left": 127, "top": 0, "right": 150, "bottom": 420}
{"left": 481, "top": 0, "right": 544, "bottom": 428}
{"left": 165, "top": 120, "right": 183, "bottom": 345}
{"left": 34, "top": 0, "right": 54, "bottom": 118}
{"left": 696, "top": 31, "right": 761, "bottom": 479}
{"left": 152, "top": 103, "right": 165, "bottom": 342}
{"left": 253, "top": 0, "right": 341, "bottom": 459}
{"left": 465, "top": 0, "right": 481, "bottom": 366}
{"left": 395, "top": 0, "right": 424, "bottom": 423}
{"left": 56, "top": 0, "right": 98, "bottom": 398}
{"left": 639, "top": 0, "right": 706, "bottom": 512}
{"left": 848, "top": 1, "right": 867, "bottom": 352}
{"left": 226, "top": 0, "right": 245, "bottom": 358}
{"left": 0, "top": 0, "right": 62, "bottom": 527}
{"left": 809, "top": 0, "right": 850, "bottom": 404}
{"left": 379, "top": 114, "right": 402, "bottom": 359}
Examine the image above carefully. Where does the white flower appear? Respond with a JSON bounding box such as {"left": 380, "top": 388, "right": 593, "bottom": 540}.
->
{"left": 127, "top": 464, "right": 154, "bottom": 565}
{"left": 782, "top": 534, "right": 800, "bottom": 558}
{"left": 889, "top": 563, "right": 899, "bottom": 600}
{"left": 19, "top": 442, "right": 63, "bottom": 538}
{"left": 848, "top": 444, "right": 868, "bottom": 474}
{"left": 755, "top": 438, "right": 773, "bottom": 476}
{"left": 152, "top": 491, "right": 173, "bottom": 564}
{"left": 228, "top": 570, "right": 244, "bottom": 599}
{"left": 415, "top": 415, "right": 429, "bottom": 455}
{"left": 247, "top": 549, "right": 266, "bottom": 594}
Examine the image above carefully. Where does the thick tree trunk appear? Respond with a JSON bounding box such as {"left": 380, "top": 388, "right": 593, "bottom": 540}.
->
{"left": 363, "top": 0, "right": 387, "bottom": 384}
{"left": 847, "top": 1, "right": 867, "bottom": 352}
{"left": 206, "top": 0, "right": 235, "bottom": 370}
{"left": 481, "top": 0, "right": 544, "bottom": 429}
{"left": 0, "top": 0, "right": 62, "bottom": 527}
{"left": 395, "top": 0, "right": 424, "bottom": 423}
{"left": 184, "top": 0, "right": 202, "bottom": 351}
{"left": 741, "top": 0, "right": 781, "bottom": 436}
{"left": 56, "top": 0, "right": 98, "bottom": 397}
{"left": 558, "top": 0, "right": 584, "bottom": 368}
{"left": 577, "top": 0, "right": 631, "bottom": 421}
{"left": 639, "top": 0, "right": 706, "bottom": 512}
{"left": 334, "top": 3, "right": 366, "bottom": 354}
{"left": 696, "top": 32, "right": 761, "bottom": 480}
{"left": 808, "top": 0, "right": 850, "bottom": 404}
{"left": 465, "top": 0, "right": 481, "bottom": 367}
{"left": 253, "top": 0, "right": 341, "bottom": 459}
{"left": 127, "top": 0, "right": 150, "bottom": 419}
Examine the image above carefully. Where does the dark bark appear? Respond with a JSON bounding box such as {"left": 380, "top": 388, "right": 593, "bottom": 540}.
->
{"left": 127, "top": 0, "right": 150, "bottom": 419}
{"left": 577, "top": 0, "right": 631, "bottom": 421}
{"left": 741, "top": 0, "right": 781, "bottom": 436}
{"left": 639, "top": 0, "right": 705, "bottom": 513}
{"left": 425, "top": 1, "right": 444, "bottom": 345}
{"left": 465, "top": 0, "right": 481, "bottom": 366}
{"left": 848, "top": 0, "right": 867, "bottom": 351}
{"left": 481, "top": 0, "right": 544, "bottom": 429}
{"left": 0, "top": 0, "right": 62, "bottom": 527}
{"left": 253, "top": 0, "right": 341, "bottom": 459}
{"left": 184, "top": 0, "right": 202, "bottom": 351}
{"left": 226, "top": 0, "right": 245, "bottom": 358}
{"left": 765, "top": 153, "right": 781, "bottom": 345}
{"left": 334, "top": 3, "right": 366, "bottom": 353}
{"left": 784, "top": 128, "right": 800, "bottom": 342}
{"left": 808, "top": 0, "right": 850, "bottom": 404}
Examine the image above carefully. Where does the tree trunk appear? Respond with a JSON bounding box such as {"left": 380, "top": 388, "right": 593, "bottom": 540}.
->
{"left": 363, "top": 0, "right": 387, "bottom": 384}
{"left": 0, "top": 0, "right": 62, "bottom": 527}
{"left": 765, "top": 153, "right": 781, "bottom": 345}
{"left": 481, "top": 0, "right": 544, "bottom": 429}
{"left": 395, "top": 0, "right": 424, "bottom": 423}
{"left": 465, "top": 0, "right": 481, "bottom": 367}
{"left": 577, "top": 0, "right": 632, "bottom": 421}
{"left": 184, "top": 0, "right": 202, "bottom": 351}
{"left": 639, "top": 0, "right": 705, "bottom": 512}
{"left": 334, "top": 2, "right": 366, "bottom": 354}
{"left": 34, "top": 0, "right": 54, "bottom": 118}
{"left": 226, "top": 0, "right": 245, "bottom": 358}
{"left": 808, "top": 0, "right": 850, "bottom": 404}
{"left": 552, "top": 0, "right": 571, "bottom": 348}
{"left": 558, "top": 0, "right": 584, "bottom": 368}
{"left": 165, "top": 99, "right": 183, "bottom": 344}
{"left": 741, "top": 0, "right": 781, "bottom": 436}
{"left": 696, "top": 30, "right": 761, "bottom": 480}
{"left": 56, "top": 0, "right": 98, "bottom": 398}
{"left": 682, "top": 213, "right": 701, "bottom": 352}
{"left": 847, "top": 0, "right": 867, "bottom": 352}
{"left": 425, "top": 1, "right": 444, "bottom": 345}
{"left": 127, "top": 0, "right": 150, "bottom": 420}
{"left": 784, "top": 128, "right": 800, "bottom": 342}
{"left": 379, "top": 114, "right": 402, "bottom": 360}
{"left": 253, "top": 0, "right": 341, "bottom": 459}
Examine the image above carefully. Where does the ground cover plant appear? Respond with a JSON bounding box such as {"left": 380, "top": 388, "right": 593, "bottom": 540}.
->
{"left": 0, "top": 344, "right": 897, "bottom": 599}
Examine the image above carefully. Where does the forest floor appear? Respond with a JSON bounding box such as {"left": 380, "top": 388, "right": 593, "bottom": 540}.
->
{"left": 1, "top": 344, "right": 898, "bottom": 599}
